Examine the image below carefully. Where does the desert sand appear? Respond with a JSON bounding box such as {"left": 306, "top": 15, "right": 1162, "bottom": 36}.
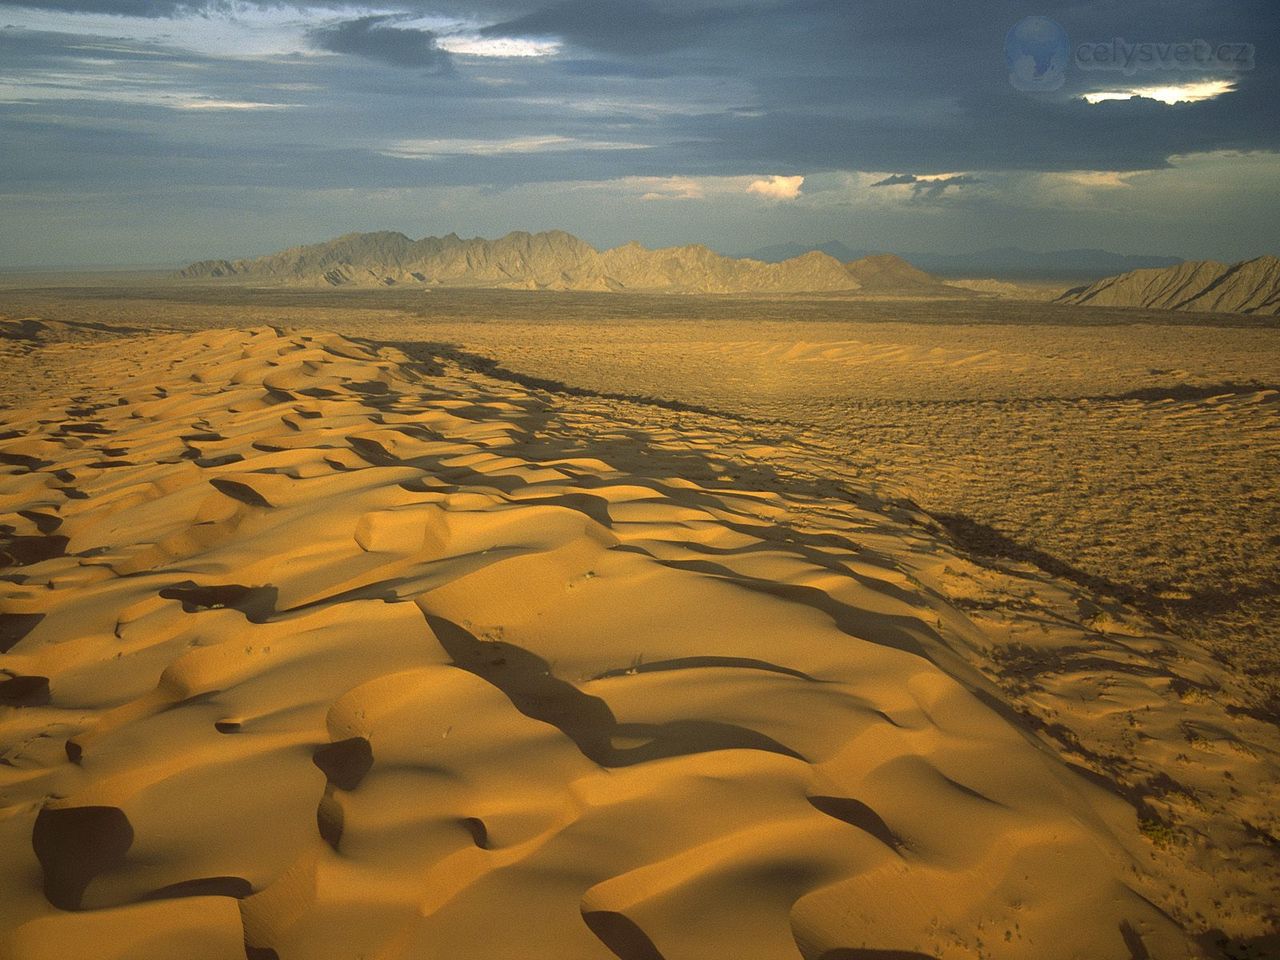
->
{"left": 1, "top": 305, "right": 1278, "bottom": 960}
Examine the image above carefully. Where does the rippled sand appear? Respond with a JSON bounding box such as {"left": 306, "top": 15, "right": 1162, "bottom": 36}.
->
{"left": 1, "top": 291, "right": 1278, "bottom": 959}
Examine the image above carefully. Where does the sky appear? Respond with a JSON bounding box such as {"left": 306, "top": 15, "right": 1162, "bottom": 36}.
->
{"left": 0, "top": 0, "right": 1277, "bottom": 267}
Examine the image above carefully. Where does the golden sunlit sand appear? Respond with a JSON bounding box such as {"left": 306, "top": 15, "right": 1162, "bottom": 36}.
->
{"left": 2, "top": 307, "right": 1278, "bottom": 959}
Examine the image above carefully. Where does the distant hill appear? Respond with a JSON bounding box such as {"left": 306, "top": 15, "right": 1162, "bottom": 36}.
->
{"left": 1056, "top": 255, "right": 1280, "bottom": 315}
{"left": 844, "top": 253, "right": 945, "bottom": 292}
{"left": 741, "top": 241, "right": 877, "bottom": 263}
{"left": 178, "top": 230, "right": 970, "bottom": 297}
{"left": 743, "top": 243, "right": 1185, "bottom": 282}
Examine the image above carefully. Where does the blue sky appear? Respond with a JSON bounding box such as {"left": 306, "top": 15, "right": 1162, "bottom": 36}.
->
{"left": 1, "top": 0, "right": 1277, "bottom": 266}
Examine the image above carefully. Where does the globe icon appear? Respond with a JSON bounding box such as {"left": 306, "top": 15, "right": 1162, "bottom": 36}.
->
{"left": 1005, "top": 16, "right": 1069, "bottom": 91}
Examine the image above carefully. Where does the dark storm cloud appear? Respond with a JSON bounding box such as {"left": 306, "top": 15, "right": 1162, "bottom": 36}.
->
{"left": 466, "top": 0, "right": 1280, "bottom": 174}
{"left": 871, "top": 173, "right": 982, "bottom": 200}
{"left": 307, "top": 15, "right": 452, "bottom": 71}
{"left": 3, "top": 0, "right": 1277, "bottom": 177}
{"left": 0, "top": 98, "right": 668, "bottom": 191}
{"left": 0, "top": 25, "right": 206, "bottom": 64}
{"left": 1, "top": 0, "right": 1278, "bottom": 264}
{"left": 871, "top": 174, "right": 920, "bottom": 187}
{"left": 658, "top": 77, "right": 1280, "bottom": 176}
{"left": 480, "top": 0, "right": 745, "bottom": 56}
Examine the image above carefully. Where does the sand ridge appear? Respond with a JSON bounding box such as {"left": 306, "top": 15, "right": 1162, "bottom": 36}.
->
{"left": 1, "top": 326, "right": 1277, "bottom": 959}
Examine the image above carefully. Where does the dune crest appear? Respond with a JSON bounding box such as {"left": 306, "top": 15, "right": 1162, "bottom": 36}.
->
{"left": 2, "top": 326, "right": 1277, "bottom": 959}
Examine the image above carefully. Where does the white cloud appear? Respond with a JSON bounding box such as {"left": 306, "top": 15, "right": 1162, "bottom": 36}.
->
{"left": 632, "top": 177, "right": 706, "bottom": 201}
{"left": 380, "top": 135, "right": 649, "bottom": 159}
{"left": 746, "top": 174, "right": 804, "bottom": 200}
{"left": 435, "top": 35, "right": 561, "bottom": 58}
{"left": 608, "top": 174, "right": 768, "bottom": 201}
{"left": 1082, "top": 79, "right": 1236, "bottom": 105}
{"left": 0, "top": 72, "right": 294, "bottom": 111}
{"left": 1042, "top": 170, "right": 1134, "bottom": 190}
{"left": 174, "top": 98, "right": 292, "bottom": 111}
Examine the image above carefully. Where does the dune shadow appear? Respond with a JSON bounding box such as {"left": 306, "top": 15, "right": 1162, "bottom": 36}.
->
{"left": 159, "top": 581, "right": 279, "bottom": 622}
{"left": 460, "top": 816, "right": 489, "bottom": 849}
{"left": 0, "top": 674, "right": 51, "bottom": 706}
{"left": 32, "top": 805, "right": 134, "bottom": 910}
{"left": 141, "top": 876, "right": 253, "bottom": 901}
{"left": 807, "top": 796, "right": 902, "bottom": 853}
{"left": 424, "top": 614, "right": 805, "bottom": 767}
{"left": 591, "top": 655, "right": 822, "bottom": 684}
{"left": 582, "top": 910, "right": 666, "bottom": 960}
{"left": 209, "top": 477, "right": 273, "bottom": 508}
{"left": 0, "top": 451, "right": 54, "bottom": 470}
{"left": 17, "top": 510, "right": 63, "bottom": 534}
{"left": 1196, "top": 927, "right": 1280, "bottom": 960}
{"left": 0, "top": 534, "right": 69, "bottom": 567}
{"left": 312, "top": 736, "right": 374, "bottom": 791}
{"left": 1118, "top": 920, "right": 1151, "bottom": 960}
{"left": 194, "top": 453, "right": 245, "bottom": 468}
{"left": 0, "top": 612, "right": 44, "bottom": 653}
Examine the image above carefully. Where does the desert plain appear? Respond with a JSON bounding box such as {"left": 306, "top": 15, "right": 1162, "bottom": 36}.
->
{"left": 1, "top": 282, "right": 1278, "bottom": 960}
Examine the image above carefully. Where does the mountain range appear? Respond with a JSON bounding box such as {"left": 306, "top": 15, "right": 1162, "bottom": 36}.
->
{"left": 179, "top": 230, "right": 969, "bottom": 297}
{"left": 179, "top": 231, "right": 1279, "bottom": 313}
{"left": 1056, "top": 255, "right": 1280, "bottom": 315}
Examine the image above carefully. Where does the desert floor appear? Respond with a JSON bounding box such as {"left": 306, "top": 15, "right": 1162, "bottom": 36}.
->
{"left": 1, "top": 285, "right": 1278, "bottom": 959}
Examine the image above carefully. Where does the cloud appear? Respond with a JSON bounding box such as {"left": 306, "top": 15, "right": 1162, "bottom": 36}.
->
{"left": 0, "top": 69, "right": 295, "bottom": 112}
{"left": 746, "top": 174, "right": 803, "bottom": 200}
{"left": 871, "top": 173, "right": 920, "bottom": 186}
{"left": 479, "top": 0, "right": 739, "bottom": 56}
{"left": 1082, "top": 80, "right": 1237, "bottom": 105}
{"left": 174, "top": 98, "right": 291, "bottom": 111}
{"left": 1043, "top": 170, "right": 1133, "bottom": 190}
{"left": 0, "top": 0, "right": 219, "bottom": 15}
{"left": 7, "top": 2, "right": 1280, "bottom": 177}
{"left": 913, "top": 174, "right": 980, "bottom": 199}
{"left": 635, "top": 176, "right": 705, "bottom": 200}
{"left": 435, "top": 34, "right": 560, "bottom": 58}
{"left": 381, "top": 135, "right": 649, "bottom": 158}
{"left": 870, "top": 172, "right": 981, "bottom": 200}
{"left": 1, "top": 1, "right": 1278, "bottom": 266}
{"left": 307, "top": 15, "right": 452, "bottom": 71}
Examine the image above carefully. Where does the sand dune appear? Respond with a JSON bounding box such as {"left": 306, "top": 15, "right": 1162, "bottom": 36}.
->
{"left": 2, "top": 326, "right": 1277, "bottom": 959}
